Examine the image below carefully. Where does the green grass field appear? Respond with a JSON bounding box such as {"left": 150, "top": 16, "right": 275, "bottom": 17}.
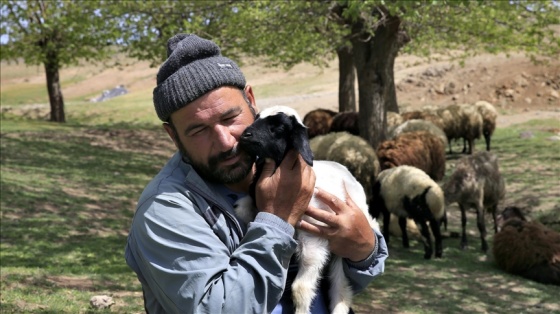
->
{"left": 1, "top": 60, "right": 560, "bottom": 313}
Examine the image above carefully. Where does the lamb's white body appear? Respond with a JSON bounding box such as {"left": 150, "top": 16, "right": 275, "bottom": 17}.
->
{"left": 235, "top": 157, "right": 379, "bottom": 314}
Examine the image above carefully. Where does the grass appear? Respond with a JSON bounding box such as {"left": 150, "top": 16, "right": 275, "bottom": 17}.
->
{"left": 1, "top": 57, "right": 559, "bottom": 312}
{"left": 2, "top": 114, "right": 559, "bottom": 313}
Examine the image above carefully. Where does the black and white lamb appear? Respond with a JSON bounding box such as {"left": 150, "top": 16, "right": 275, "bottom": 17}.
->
{"left": 234, "top": 105, "right": 380, "bottom": 314}
{"left": 371, "top": 165, "right": 445, "bottom": 259}
{"left": 443, "top": 151, "right": 506, "bottom": 252}
{"left": 492, "top": 206, "right": 560, "bottom": 286}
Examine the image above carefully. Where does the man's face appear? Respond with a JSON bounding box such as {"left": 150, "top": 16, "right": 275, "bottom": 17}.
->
{"left": 165, "top": 86, "right": 257, "bottom": 184}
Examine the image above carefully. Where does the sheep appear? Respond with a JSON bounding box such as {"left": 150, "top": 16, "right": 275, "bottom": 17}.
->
{"left": 436, "top": 104, "right": 483, "bottom": 154}
{"left": 443, "top": 151, "right": 505, "bottom": 252}
{"left": 474, "top": 101, "right": 498, "bottom": 151}
{"left": 386, "top": 111, "right": 404, "bottom": 134}
{"left": 309, "top": 131, "right": 380, "bottom": 203}
{"left": 388, "top": 119, "right": 448, "bottom": 148}
{"left": 492, "top": 206, "right": 560, "bottom": 286}
{"left": 329, "top": 111, "right": 360, "bottom": 136}
{"left": 302, "top": 108, "right": 338, "bottom": 139}
{"left": 371, "top": 165, "right": 445, "bottom": 259}
{"left": 401, "top": 110, "right": 445, "bottom": 130}
{"left": 234, "top": 105, "right": 380, "bottom": 314}
{"left": 377, "top": 131, "right": 446, "bottom": 181}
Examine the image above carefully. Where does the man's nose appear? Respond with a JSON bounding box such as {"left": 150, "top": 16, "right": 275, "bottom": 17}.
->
{"left": 214, "top": 125, "right": 236, "bottom": 150}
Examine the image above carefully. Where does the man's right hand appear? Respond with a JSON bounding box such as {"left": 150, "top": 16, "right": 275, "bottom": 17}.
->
{"left": 255, "top": 150, "right": 316, "bottom": 227}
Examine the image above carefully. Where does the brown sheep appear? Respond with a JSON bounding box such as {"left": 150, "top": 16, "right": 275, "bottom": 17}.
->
{"left": 302, "top": 108, "right": 338, "bottom": 139}
{"left": 377, "top": 131, "right": 446, "bottom": 182}
{"left": 329, "top": 111, "right": 359, "bottom": 136}
{"left": 493, "top": 206, "right": 560, "bottom": 286}
{"left": 443, "top": 151, "right": 505, "bottom": 252}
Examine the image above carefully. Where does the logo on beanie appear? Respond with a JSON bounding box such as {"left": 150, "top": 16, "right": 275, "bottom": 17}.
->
{"left": 217, "top": 63, "right": 233, "bottom": 69}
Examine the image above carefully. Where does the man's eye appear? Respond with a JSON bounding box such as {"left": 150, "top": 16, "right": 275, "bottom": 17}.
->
{"left": 189, "top": 127, "right": 207, "bottom": 136}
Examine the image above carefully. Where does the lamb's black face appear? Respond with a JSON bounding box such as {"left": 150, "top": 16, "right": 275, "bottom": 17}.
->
{"left": 239, "top": 112, "right": 313, "bottom": 167}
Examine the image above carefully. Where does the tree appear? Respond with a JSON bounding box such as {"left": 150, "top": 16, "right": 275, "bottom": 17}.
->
{"left": 223, "top": 0, "right": 559, "bottom": 148}
{"left": 1, "top": 0, "right": 121, "bottom": 122}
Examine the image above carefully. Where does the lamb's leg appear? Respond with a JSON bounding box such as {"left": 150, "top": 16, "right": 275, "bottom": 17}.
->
{"left": 460, "top": 204, "right": 468, "bottom": 250}
{"left": 399, "top": 217, "right": 410, "bottom": 248}
{"left": 291, "top": 233, "right": 330, "bottom": 314}
{"left": 328, "top": 257, "right": 352, "bottom": 314}
{"left": 429, "top": 216, "right": 443, "bottom": 258}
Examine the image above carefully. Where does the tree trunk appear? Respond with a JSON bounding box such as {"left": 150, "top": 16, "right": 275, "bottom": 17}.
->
{"left": 336, "top": 45, "right": 356, "bottom": 112}
{"left": 351, "top": 14, "right": 403, "bottom": 149}
{"left": 44, "top": 53, "right": 65, "bottom": 123}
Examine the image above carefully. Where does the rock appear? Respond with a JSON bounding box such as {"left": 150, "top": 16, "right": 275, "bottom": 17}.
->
{"left": 90, "top": 295, "right": 115, "bottom": 309}
{"left": 551, "top": 90, "right": 559, "bottom": 99}
{"left": 525, "top": 98, "right": 532, "bottom": 104}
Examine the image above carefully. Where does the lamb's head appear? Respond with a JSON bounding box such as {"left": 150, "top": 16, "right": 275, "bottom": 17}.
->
{"left": 239, "top": 106, "right": 314, "bottom": 167}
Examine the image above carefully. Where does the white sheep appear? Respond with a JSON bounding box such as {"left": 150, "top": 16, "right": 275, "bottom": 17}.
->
{"left": 443, "top": 151, "right": 506, "bottom": 252}
{"left": 234, "top": 105, "right": 380, "bottom": 314}
{"left": 309, "top": 131, "right": 380, "bottom": 204}
{"left": 371, "top": 165, "right": 445, "bottom": 259}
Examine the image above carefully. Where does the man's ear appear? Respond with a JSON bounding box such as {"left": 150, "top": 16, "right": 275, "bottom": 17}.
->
{"left": 163, "top": 122, "right": 180, "bottom": 150}
{"left": 244, "top": 85, "right": 258, "bottom": 114}
{"left": 291, "top": 117, "right": 314, "bottom": 166}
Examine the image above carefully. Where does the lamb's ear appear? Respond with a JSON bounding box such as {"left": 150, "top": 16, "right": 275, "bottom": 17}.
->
{"left": 290, "top": 116, "right": 314, "bottom": 166}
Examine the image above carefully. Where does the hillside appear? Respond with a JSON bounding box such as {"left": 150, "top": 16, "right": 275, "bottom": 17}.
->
{"left": 1, "top": 52, "right": 559, "bottom": 125}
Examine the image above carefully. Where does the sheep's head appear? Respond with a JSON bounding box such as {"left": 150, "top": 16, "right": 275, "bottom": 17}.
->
{"left": 496, "top": 206, "right": 527, "bottom": 232}
{"left": 239, "top": 106, "right": 314, "bottom": 167}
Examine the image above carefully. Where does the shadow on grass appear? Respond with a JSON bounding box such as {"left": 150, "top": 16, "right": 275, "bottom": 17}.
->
{"left": 1, "top": 129, "right": 168, "bottom": 276}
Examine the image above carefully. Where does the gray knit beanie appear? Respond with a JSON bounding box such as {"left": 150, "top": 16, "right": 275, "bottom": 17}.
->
{"left": 153, "top": 34, "right": 247, "bottom": 121}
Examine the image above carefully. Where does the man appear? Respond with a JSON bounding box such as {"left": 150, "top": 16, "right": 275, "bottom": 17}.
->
{"left": 125, "top": 33, "right": 388, "bottom": 314}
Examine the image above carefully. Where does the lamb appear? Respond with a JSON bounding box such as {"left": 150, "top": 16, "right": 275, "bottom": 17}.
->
{"left": 443, "top": 151, "right": 505, "bottom": 252}
{"left": 474, "top": 101, "right": 498, "bottom": 151}
{"left": 371, "top": 165, "right": 445, "bottom": 259}
{"left": 329, "top": 111, "right": 360, "bottom": 136}
{"left": 377, "top": 131, "right": 446, "bottom": 181}
{"left": 234, "top": 105, "right": 380, "bottom": 314}
{"left": 302, "top": 108, "right": 338, "bottom": 139}
{"left": 309, "top": 131, "right": 380, "bottom": 203}
{"left": 492, "top": 206, "right": 560, "bottom": 286}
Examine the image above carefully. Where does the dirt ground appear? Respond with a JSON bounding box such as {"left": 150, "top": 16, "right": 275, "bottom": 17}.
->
{"left": 247, "top": 52, "right": 560, "bottom": 125}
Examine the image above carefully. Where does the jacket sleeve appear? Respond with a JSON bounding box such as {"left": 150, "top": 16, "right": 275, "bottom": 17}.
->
{"left": 342, "top": 229, "right": 389, "bottom": 294}
{"left": 126, "top": 194, "right": 298, "bottom": 314}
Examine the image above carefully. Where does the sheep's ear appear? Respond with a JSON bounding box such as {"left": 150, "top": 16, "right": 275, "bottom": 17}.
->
{"left": 290, "top": 116, "right": 314, "bottom": 166}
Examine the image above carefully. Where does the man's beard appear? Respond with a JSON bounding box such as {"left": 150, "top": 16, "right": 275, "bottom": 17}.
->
{"left": 181, "top": 144, "right": 255, "bottom": 184}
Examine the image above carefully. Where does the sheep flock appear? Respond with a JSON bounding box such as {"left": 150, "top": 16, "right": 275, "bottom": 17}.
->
{"left": 300, "top": 101, "right": 559, "bottom": 287}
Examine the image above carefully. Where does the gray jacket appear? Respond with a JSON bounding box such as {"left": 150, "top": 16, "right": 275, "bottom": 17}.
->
{"left": 125, "top": 152, "right": 388, "bottom": 314}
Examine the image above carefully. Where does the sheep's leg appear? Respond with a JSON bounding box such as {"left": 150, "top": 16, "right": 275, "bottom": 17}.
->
{"left": 484, "top": 133, "right": 491, "bottom": 151}
{"left": 491, "top": 205, "right": 498, "bottom": 233}
{"left": 441, "top": 210, "right": 448, "bottom": 231}
{"left": 468, "top": 137, "right": 474, "bottom": 154}
{"left": 448, "top": 139, "right": 453, "bottom": 154}
{"left": 476, "top": 205, "right": 488, "bottom": 252}
{"left": 462, "top": 138, "right": 468, "bottom": 154}
{"left": 429, "top": 216, "right": 443, "bottom": 258}
{"left": 416, "top": 219, "right": 433, "bottom": 259}
{"left": 382, "top": 209, "right": 391, "bottom": 244}
{"left": 328, "top": 257, "right": 352, "bottom": 314}
{"left": 398, "top": 217, "right": 410, "bottom": 248}
{"left": 460, "top": 204, "right": 468, "bottom": 250}
{"left": 291, "top": 233, "right": 330, "bottom": 314}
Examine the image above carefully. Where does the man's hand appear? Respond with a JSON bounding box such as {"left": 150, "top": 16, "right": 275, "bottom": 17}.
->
{"left": 298, "top": 185, "right": 376, "bottom": 262}
{"left": 255, "top": 150, "right": 316, "bottom": 227}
